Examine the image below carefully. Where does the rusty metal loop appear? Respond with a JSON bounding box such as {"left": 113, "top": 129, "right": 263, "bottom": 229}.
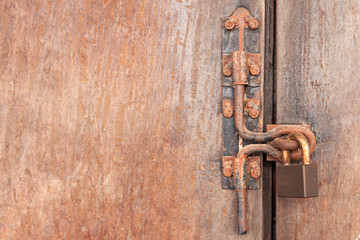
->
{"left": 282, "top": 133, "right": 310, "bottom": 165}
{"left": 269, "top": 137, "right": 299, "bottom": 150}
{"left": 237, "top": 144, "right": 283, "bottom": 160}
{"left": 234, "top": 84, "right": 316, "bottom": 161}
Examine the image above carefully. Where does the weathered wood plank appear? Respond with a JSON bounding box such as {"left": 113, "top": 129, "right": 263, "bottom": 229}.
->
{"left": 0, "top": 0, "right": 267, "bottom": 239}
{"left": 276, "top": 1, "right": 360, "bottom": 239}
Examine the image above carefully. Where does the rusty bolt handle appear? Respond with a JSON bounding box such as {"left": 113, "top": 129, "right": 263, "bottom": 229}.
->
{"left": 232, "top": 156, "right": 248, "bottom": 234}
{"left": 233, "top": 156, "right": 248, "bottom": 235}
{"left": 232, "top": 144, "right": 283, "bottom": 235}
{"left": 237, "top": 144, "right": 282, "bottom": 159}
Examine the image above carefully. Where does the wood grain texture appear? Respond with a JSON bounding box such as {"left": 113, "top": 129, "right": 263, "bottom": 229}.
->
{"left": 276, "top": 1, "right": 360, "bottom": 239}
{"left": 0, "top": 0, "right": 266, "bottom": 239}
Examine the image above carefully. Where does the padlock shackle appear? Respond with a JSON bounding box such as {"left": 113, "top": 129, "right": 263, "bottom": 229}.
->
{"left": 282, "top": 132, "right": 310, "bottom": 165}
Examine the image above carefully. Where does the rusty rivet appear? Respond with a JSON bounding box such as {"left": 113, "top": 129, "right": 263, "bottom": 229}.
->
{"left": 248, "top": 58, "right": 260, "bottom": 76}
{"left": 245, "top": 101, "right": 252, "bottom": 109}
{"left": 223, "top": 165, "right": 233, "bottom": 178}
{"left": 249, "top": 157, "right": 261, "bottom": 179}
{"left": 222, "top": 156, "right": 235, "bottom": 177}
{"left": 248, "top": 18, "right": 260, "bottom": 30}
{"left": 222, "top": 99, "right": 234, "bottom": 118}
{"left": 250, "top": 165, "right": 261, "bottom": 178}
{"left": 245, "top": 100, "right": 260, "bottom": 119}
{"left": 223, "top": 65, "right": 232, "bottom": 77}
{"left": 224, "top": 19, "right": 237, "bottom": 30}
{"left": 249, "top": 108, "right": 259, "bottom": 118}
{"left": 249, "top": 65, "right": 260, "bottom": 75}
{"left": 222, "top": 55, "right": 232, "bottom": 77}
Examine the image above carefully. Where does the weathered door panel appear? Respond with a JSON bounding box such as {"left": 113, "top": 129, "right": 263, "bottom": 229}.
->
{"left": 276, "top": 1, "right": 360, "bottom": 239}
{"left": 0, "top": 0, "right": 267, "bottom": 239}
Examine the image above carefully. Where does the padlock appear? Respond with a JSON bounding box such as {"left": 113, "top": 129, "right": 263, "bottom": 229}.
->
{"left": 276, "top": 132, "right": 318, "bottom": 198}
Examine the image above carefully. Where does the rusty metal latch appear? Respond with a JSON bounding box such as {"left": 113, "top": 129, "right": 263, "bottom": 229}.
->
{"left": 221, "top": 7, "right": 318, "bottom": 235}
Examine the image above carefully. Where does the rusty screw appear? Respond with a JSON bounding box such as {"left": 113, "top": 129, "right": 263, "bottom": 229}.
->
{"left": 249, "top": 108, "right": 260, "bottom": 119}
{"left": 245, "top": 101, "right": 252, "bottom": 109}
{"left": 249, "top": 65, "right": 260, "bottom": 76}
{"left": 248, "top": 18, "right": 260, "bottom": 30}
{"left": 223, "top": 165, "right": 233, "bottom": 178}
{"left": 249, "top": 157, "right": 261, "bottom": 179}
{"left": 224, "top": 19, "right": 237, "bottom": 30}
{"left": 250, "top": 164, "right": 261, "bottom": 179}
{"left": 245, "top": 15, "right": 260, "bottom": 30}
{"left": 222, "top": 56, "right": 232, "bottom": 77}
{"left": 245, "top": 100, "right": 260, "bottom": 119}
{"left": 222, "top": 99, "right": 234, "bottom": 118}
{"left": 223, "top": 65, "right": 232, "bottom": 77}
{"left": 222, "top": 156, "right": 234, "bottom": 177}
{"left": 248, "top": 58, "right": 260, "bottom": 76}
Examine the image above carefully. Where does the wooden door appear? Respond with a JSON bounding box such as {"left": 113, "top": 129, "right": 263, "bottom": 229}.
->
{"left": 0, "top": 1, "right": 269, "bottom": 239}
{"left": 275, "top": 1, "right": 360, "bottom": 239}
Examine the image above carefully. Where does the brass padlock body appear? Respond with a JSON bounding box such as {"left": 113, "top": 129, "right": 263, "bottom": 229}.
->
{"left": 276, "top": 132, "right": 318, "bottom": 198}
{"left": 276, "top": 164, "right": 318, "bottom": 197}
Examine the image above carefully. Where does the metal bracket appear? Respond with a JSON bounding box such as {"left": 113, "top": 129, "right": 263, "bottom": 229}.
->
{"left": 222, "top": 156, "right": 261, "bottom": 190}
{"left": 221, "top": 7, "right": 262, "bottom": 191}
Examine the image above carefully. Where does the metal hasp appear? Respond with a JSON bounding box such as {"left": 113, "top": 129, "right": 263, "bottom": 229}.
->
{"left": 221, "top": 8, "right": 263, "bottom": 188}
{"left": 221, "top": 7, "right": 318, "bottom": 235}
{"left": 221, "top": 7, "right": 264, "bottom": 235}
